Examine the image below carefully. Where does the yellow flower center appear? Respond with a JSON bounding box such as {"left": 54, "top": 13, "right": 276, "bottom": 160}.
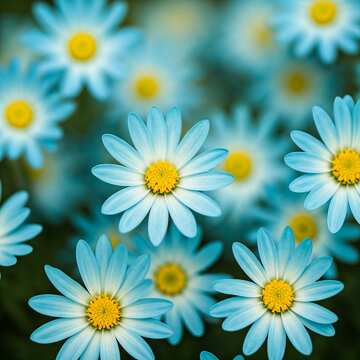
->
{"left": 253, "top": 22, "right": 273, "bottom": 47}
{"left": 262, "top": 279, "right": 294, "bottom": 314}
{"left": 4, "top": 100, "right": 34, "bottom": 129}
{"left": 134, "top": 75, "right": 160, "bottom": 100}
{"left": 86, "top": 295, "right": 121, "bottom": 330}
{"left": 68, "top": 32, "right": 97, "bottom": 62}
{"left": 331, "top": 148, "right": 360, "bottom": 185}
{"left": 289, "top": 212, "right": 318, "bottom": 243}
{"left": 223, "top": 151, "right": 252, "bottom": 182}
{"left": 283, "top": 71, "right": 310, "bottom": 96}
{"left": 154, "top": 262, "right": 187, "bottom": 296}
{"left": 144, "top": 161, "right": 179, "bottom": 194}
{"left": 309, "top": 0, "right": 337, "bottom": 25}
{"left": 108, "top": 229, "right": 121, "bottom": 249}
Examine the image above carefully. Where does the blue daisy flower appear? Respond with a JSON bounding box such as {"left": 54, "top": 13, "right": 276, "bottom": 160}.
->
{"left": 92, "top": 107, "right": 233, "bottom": 246}
{"left": 211, "top": 227, "right": 344, "bottom": 360}
{"left": 134, "top": 226, "right": 224, "bottom": 345}
{"left": 200, "top": 351, "right": 244, "bottom": 360}
{"left": 0, "top": 59, "right": 75, "bottom": 168}
{"left": 273, "top": 0, "right": 360, "bottom": 64}
{"left": 29, "top": 236, "right": 172, "bottom": 359}
{"left": 23, "top": 0, "right": 141, "bottom": 100}
{"left": 285, "top": 95, "right": 360, "bottom": 233}
{"left": 0, "top": 184, "right": 42, "bottom": 267}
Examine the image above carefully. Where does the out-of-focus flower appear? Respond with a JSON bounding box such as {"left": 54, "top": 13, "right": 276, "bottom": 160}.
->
{"left": 134, "top": 227, "right": 224, "bottom": 345}
{"left": 252, "top": 58, "right": 335, "bottom": 126}
{"left": 285, "top": 95, "right": 360, "bottom": 233}
{"left": 23, "top": 0, "right": 141, "bottom": 100}
{"left": 211, "top": 227, "right": 344, "bottom": 360}
{"left": 108, "top": 43, "right": 202, "bottom": 117}
{"left": 0, "top": 184, "right": 42, "bottom": 267}
{"left": 0, "top": 59, "right": 75, "bottom": 168}
{"left": 200, "top": 351, "right": 244, "bottom": 360}
{"left": 252, "top": 188, "right": 359, "bottom": 277}
{"left": 274, "top": 0, "right": 360, "bottom": 63}
{"left": 208, "top": 106, "right": 288, "bottom": 223}
{"left": 92, "top": 107, "right": 233, "bottom": 246}
{"left": 29, "top": 236, "right": 172, "bottom": 359}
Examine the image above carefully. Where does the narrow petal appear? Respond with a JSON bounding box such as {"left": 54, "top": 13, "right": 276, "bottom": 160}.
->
{"left": 243, "top": 313, "right": 271, "bottom": 355}
{"left": 214, "top": 279, "right": 261, "bottom": 297}
{"left": 291, "top": 302, "right": 338, "bottom": 324}
{"left": 148, "top": 197, "right": 169, "bottom": 246}
{"left": 296, "top": 280, "right": 344, "bottom": 302}
{"left": 100, "top": 332, "right": 120, "bottom": 360}
{"left": 122, "top": 298, "right": 172, "bottom": 319}
{"left": 179, "top": 172, "right": 233, "bottom": 191}
{"left": 257, "top": 228, "right": 277, "bottom": 279}
{"left": 267, "top": 315, "right": 286, "bottom": 360}
{"left": 191, "top": 241, "right": 223, "bottom": 273}
{"left": 327, "top": 189, "right": 347, "bottom": 233}
{"left": 92, "top": 164, "right": 144, "bottom": 186}
{"left": 333, "top": 97, "right": 352, "bottom": 147}
{"left": 304, "top": 181, "right": 339, "bottom": 210}
{"left": 121, "top": 319, "right": 172, "bottom": 339}
{"left": 284, "top": 152, "right": 329, "bottom": 173}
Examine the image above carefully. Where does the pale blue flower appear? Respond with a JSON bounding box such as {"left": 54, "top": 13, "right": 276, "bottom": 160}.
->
{"left": 134, "top": 226, "right": 224, "bottom": 345}
{"left": 285, "top": 95, "right": 360, "bottom": 233}
{"left": 23, "top": 0, "right": 141, "bottom": 100}
{"left": 200, "top": 351, "right": 244, "bottom": 360}
{"left": 0, "top": 59, "right": 75, "bottom": 168}
{"left": 211, "top": 227, "right": 344, "bottom": 360}
{"left": 29, "top": 236, "right": 172, "bottom": 360}
{"left": 92, "top": 107, "right": 233, "bottom": 246}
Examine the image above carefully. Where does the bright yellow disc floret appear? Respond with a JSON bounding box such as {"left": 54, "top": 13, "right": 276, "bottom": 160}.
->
{"left": 309, "top": 0, "right": 338, "bottom": 25}
{"left": 331, "top": 148, "right": 360, "bottom": 185}
{"left": 68, "top": 32, "right": 97, "bottom": 62}
{"left": 5, "top": 100, "right": 34, "bottom": 129}
{"left": 262, "top": 279, "right": 294, "bottom": 314}
{"left": 154, "top": 262, "right": 187, "bottom": 296}
{"left": 289, "top": 212, "right": 318, "bottom": 243}
{"left": 144, "top": 160, "right": 179, "bottom": 194}
{"left": 223, "top": 151, "right": 253, "bottom": 182}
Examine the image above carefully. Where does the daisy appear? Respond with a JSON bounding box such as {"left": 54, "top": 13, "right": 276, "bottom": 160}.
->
{"left": 252, "top": 188, "right": 359, "bottom": 277}
{"left": 92, "top": 107, "right": 233, "bottom": 246}
{"left": 0, "top": 184, "right": 42, "bottom": 267}
{"left": 208, "top": 106, "right": 288, "bottom": 222}
{"left": 29, "top": 236, "right": 172, "bottom": 359}
{"left": 285, "top": 95, "right": 360, "bottom": 233}
{"left": 0, "top": 59, "right": 75, "bottom": 168}
{"left": 22, "top": 0, "right": 141, "bottom": 99}
{"left": 200, "top": 351, "right": 244, "bottom": 360}
{"left": 134, "top": 226, "right": 224, "bottom": 345}
{"left": 273, "top": 0, "right": 360, "bottom": 63}
{"left": 211, "top": 227, "right": 344, "bottom": 360}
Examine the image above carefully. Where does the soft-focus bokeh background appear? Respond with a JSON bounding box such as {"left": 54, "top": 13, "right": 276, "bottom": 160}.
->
{"left": 1, "top": 0, "right": 360, "bottom": 359}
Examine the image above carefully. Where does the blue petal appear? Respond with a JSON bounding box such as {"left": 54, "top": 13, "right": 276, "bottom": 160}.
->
{"left": 92, "top": 164, "right": 144, "bottom": 186}
{"left": 179, "top": 172, "right": 233, "bottom": 191}
{"left": 148, "top": 197, "right": 169, "bottom": 246}
{"left": 123, "top": 298, "right": 172, "bottom": 319}
{"left": 327, "top": 189, "right": 347, "bottom": 233}
{"left": 292, "top": 302, "right": 338, "bottom": 324}
{"left": 214, "top": 279, "right": 260, "bottom": 297}
{"left": 267, "top": 315, "right": 286, "bottom": 360}
{"left": 243, "top": 313, "right": 271, "bottom": 355}
{"left": 296, "top": 280, "right": 344, "bottom": 302}
{"left": 257, "top": 228, "right": 277, "bottom": 279}
{"left": 99, "top": 332, "right": 120, "bottom": 360}
{"left": 178, "top": 301, "right": 204, "bottom": 336}
{"left": 121, "top": 319, "right": 172, "bottom": 339}
{"left": 284, "top": 152, "right": 329, "bottom": 173}
{"left": 191, "top": 241, "right": 223, "bottom": 273}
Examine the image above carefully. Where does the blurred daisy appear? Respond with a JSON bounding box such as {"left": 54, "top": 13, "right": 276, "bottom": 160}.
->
{"left": 252, "top": 188, "right": 359, "bottom": 277}
{"left": 274, "top": 0, "right": 360, "bottom": 63}
{"left": 0, "top": 184, "right": 42, "bottom": 267}
{"left": 218, "top": 0, "right": 280, "bottom": 73}
{"left": 29, "top": 236, "right": 172, "bottom": 359}
{"left": 109, "top": 43, "right": 201, "bottom": 117}
{"left": 285, "top": 95, "right": 360, "bottom": 233}
{"left": 23, "top": 0, "right": 141, "bottom": 100}
{"left": 208, "top": 106, "right": 288, "bottom": 222}
{"left": 200, "top": 351, "right": 244, "bottom": 360}
{"left": 211, "top": 227, "right": 344, "bottom": 360}
{"left": 92, "top": 107, "right": 233, "bottom": 246}
{"left": 252, "top": 58, "right": 335, "bottom": 126}
{"left": 134, "top": 227, "right": 224, "bottom": 345}
{"left": 0, "top": 59, "right": 75, "bottom": 168}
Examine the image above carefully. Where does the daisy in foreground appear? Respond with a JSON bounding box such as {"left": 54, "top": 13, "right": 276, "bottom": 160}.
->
{"left": 285, "top": 95, "right": 360, "bottom": 233}
{"left": 134, "top": 227, "right": 224, "bottom": 345}
{"left": 29, "top": 236, "right": 172, "bottom": 359}
{"left": 0, "top": 184, "right": 42, "bottom": 267}
{"left": 0, "top": 59, "right": 75, "bottom": 168}
{"left": 273, "top": 0, "right": 360, "bottom": 63}
{"left": 200, "top": 351, "right": 244, "bottom": 360}
{"left": 23, "top": 0, "right": 141, "bottom": 99}
{"left": 92, "top": 107, "right": 233, "bottom": 246}
{"left": 211, "top": 227, "right": 344, "bottom": 360}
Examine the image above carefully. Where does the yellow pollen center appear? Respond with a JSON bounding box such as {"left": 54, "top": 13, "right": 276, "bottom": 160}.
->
{"left": 4, "top": 100, "right": 34, "bottom": 129}
{"left": 86, "top": 295, "right": 121, "bottom": 330}
{"left": 262, "top": 279, "right": 294, "bottom": 313}
{"left": 253, "top": 22, "right": 273, "bottom": 47}
{"left": 284, "top": 71, "right": 310, "bottom": 95}
{"left": 223, "top": 151, "right": 252, "bottom": 182}
{"left": 134, "top": 75, "right": 160, "bottom": 99}
{"left": 68, "top": 32, "right": 97, "bottom": 62}
{"left": 331, "top": 148, "right": 360, "bottom": 185}
{"left": 154, "top": 262, "right": 187, "bottom": 296}
{"left": 144, "top": 161, "right": 179, "bottom": 194}
{"left": 310, "top": 0, "right": 338, "bottom": 25}
{"left": 289, "top": 212, "right": 318, "bottom": 243}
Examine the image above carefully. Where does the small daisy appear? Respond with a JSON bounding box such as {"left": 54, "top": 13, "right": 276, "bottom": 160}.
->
{"left": 108, "top": 43, "right": 201, "bottom": 117}
{"left": 0, "top": 59, "right": 75, "bottom": 168}
{"left": 23, "top": 0, "right": 141, "bottom": 99}
{"left": 252, "top": 188, "right": 359, "bottom": 277}
{"left": 0, "top": 184, "right": 42, "bottom": 267}
{"left": 208, "top": 106, "right": 288, "bottom": 222}
{"left": 200, "top": 351, "right": 244, "bottom": 360}
{"left": 273, "top": 0, "right": 360, "bottom": 63}
{"left": 134, "top": 226, "right": 224, "bottom": 345}
{"left": 92, "top": 107, "right": 233, "bottom": 246}
{"left": 285, "top": 95, "right": 360, "bottom": 233}
{"left": 29, "top": 236, "right": 172, "bottom": 359}
{"left": 211, "top": 227, "right": 344, "bottom": 360}
{"left": 252, "top": 57, "right": 336, "bottom": 126}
